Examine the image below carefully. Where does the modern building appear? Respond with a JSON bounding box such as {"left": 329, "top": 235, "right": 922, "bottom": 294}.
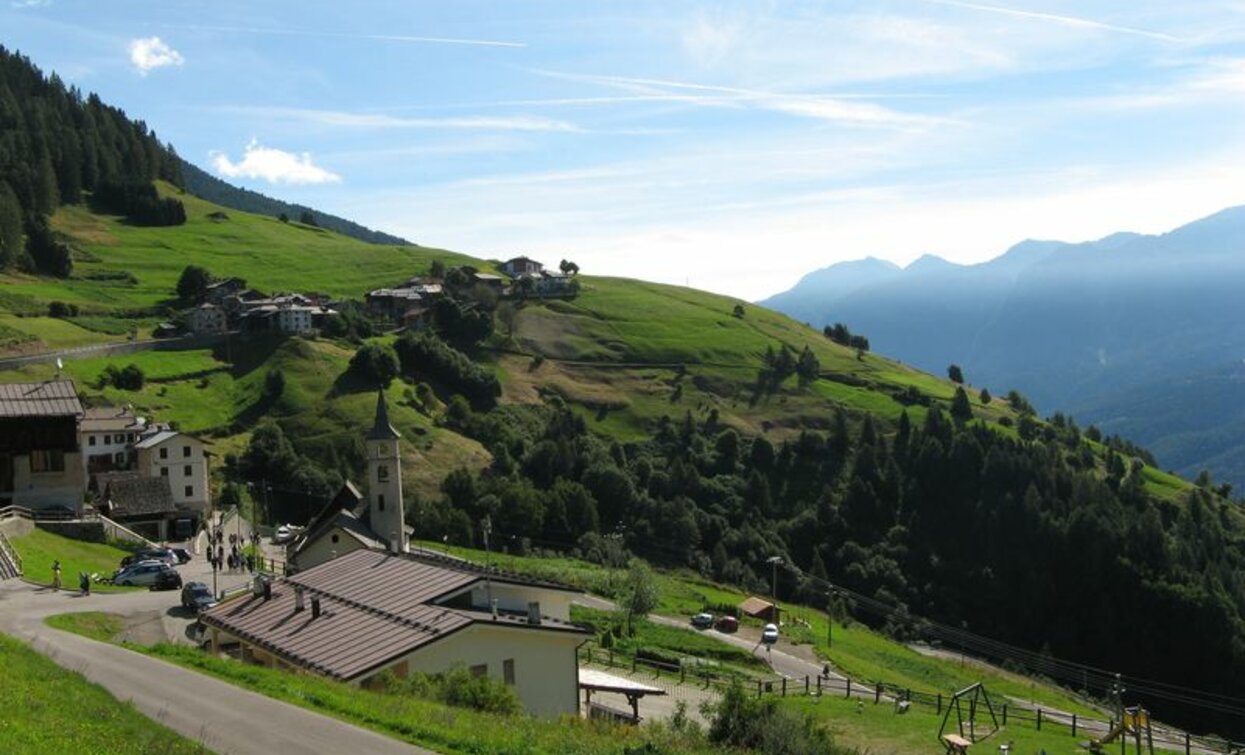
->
{"left": 133, "top": 428, "right": 211, "bottom": 515}
{"left": 0, "top": 381, "right": 85, "bottom": 511}
{"left": 200, "top": 548, "right": 589, "bottom": 717}
{"left": 79, "top": 405, "right": 145, "bottom": 483}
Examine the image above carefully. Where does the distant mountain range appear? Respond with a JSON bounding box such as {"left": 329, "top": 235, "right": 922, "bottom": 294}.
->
{"left": 179, "top": 159, "right": 411, "bottom": 247}
{"left": 761, "top": 206, "right": 1245, "bottom": 491}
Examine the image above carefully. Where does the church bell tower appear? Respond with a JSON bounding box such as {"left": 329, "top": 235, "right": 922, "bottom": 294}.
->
{"left": 366, "top": 388, "right": 406, "bottom": 553}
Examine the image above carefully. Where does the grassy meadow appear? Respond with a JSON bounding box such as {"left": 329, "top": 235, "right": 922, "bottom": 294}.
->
{"left": 10, "top": 528, "right": 140, "bottom": 593}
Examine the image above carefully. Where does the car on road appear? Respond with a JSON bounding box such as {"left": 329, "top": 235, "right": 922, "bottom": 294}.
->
{"left": 273, "top": 524, "right": 297, "bottom": 544}
{"left": 761, "top": 623, "right": 780, "bottom": 644}
{"left": 114, "top": 561, "right": 179, "bottom": 587}
{"left": 180, "top": 582, "right": 218, "bottom": 613}
{"left": 170, "top": 547, "right": 192, "bottom": 564}
{"left": 691, "top": 612, "right": 715, "bottom": 629}
{"left": 151, "top": 567, "right": 182, "bottom": 591}
{"left": 715, "top": 615, "right": 739, "bottom": 633}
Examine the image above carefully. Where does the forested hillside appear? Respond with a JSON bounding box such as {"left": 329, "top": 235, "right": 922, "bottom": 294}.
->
{"left": 179, "top": 159, "right": 409, "bottom": 246}
{"left": 0, "top": 46, "right": 185, "bottom": 277}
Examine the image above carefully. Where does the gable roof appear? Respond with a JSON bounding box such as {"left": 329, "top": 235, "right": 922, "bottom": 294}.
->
{"left": 0, "top": 381, "right": 83, "bottom": 418}
{"left": 200, "top": 549, "right": 587, "bottom": 681}
{"left": 100, "top": 473, "right": 177, "bottom": 518}
{"left": 80, "top": 406, "right": 143, "bottom": 433}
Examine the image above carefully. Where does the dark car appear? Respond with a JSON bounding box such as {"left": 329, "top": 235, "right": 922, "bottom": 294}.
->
{"left": 170, "top": 547, "right": 192, "bottom": 565}
{"left": 151, "top": 566, "right": 182, "bottom": 591}
{"left": 180, "top": 582, "right": 218, "bottom": 613}
{"left": 715, "top": 615, "right": 739, "bottom": 633}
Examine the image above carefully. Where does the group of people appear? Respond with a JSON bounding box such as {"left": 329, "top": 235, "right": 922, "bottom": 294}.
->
{"left": 205, "top": 529, "right": 259, "bottom": 573}
{"left": 49, "top": 559, "right": 90, "bottom": 595}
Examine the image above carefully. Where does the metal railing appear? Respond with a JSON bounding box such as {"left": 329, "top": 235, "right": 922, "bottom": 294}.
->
{"left": 0, "top": 528, "right": 22, "bottom": 577}
{"left": 94, "top": 513, "right": 159, "bottom": 549}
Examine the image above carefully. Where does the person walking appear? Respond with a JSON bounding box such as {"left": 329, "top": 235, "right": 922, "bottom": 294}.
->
{"left": 78, "top": 571, "right": 90, "bottom": 596}
{"left": 51, "top": 559, "right": 62, "bottom": 590}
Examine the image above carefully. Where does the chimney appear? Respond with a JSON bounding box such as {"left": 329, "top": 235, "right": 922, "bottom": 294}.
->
{"left": 527, "top": 601, "right": 541, "bottom": 626}
{"left": 311, "top": 596, "right": 321, "bottom": 619}
{"left": 262, "top": 579, "right": 272, "bottom": 602}
{"left": 294, "top": 586, "right": 305, "bottom": 613}
{"left": 252, "top": 574, "right": 265, "bottom": 597}
{"left": 390, "top": 530, "right": 400, "bottom": 555}
{"left": 491, "top": 598, "right": 498, "bottom": 620}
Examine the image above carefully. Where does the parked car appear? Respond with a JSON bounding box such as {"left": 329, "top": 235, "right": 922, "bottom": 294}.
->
{"left": 761, "top": 623, "right": 779, "bottom": 644}
{"left": 114, "top": 562, "right": 179, "bottom": 587}
{"left": 691, "top": 612, "right": 715, "bottom": 629}
{"left": 151, "top": 567, "right": 182, "bottom": 591}
{"left": 715, "top": 615, "right": 739, "bottom": 633}
{"left": 120, "top": 548, "right": 177, "bottom": 568}
{"left": 181, "top": 582, "right": 217, "bottom": 613}
{"left": 273, "top": 524, "right": 294, "bottom": 544}
{"left": 170, "top": 547, "right": 192, "bottom": 564}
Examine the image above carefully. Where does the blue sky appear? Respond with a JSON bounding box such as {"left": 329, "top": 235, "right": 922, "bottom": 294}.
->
{"left": 5, "top": 1, "right": 1245, "bottom": 299}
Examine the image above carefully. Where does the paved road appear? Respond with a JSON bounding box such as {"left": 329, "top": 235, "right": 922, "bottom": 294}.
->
{"left": 0, "top": 574, "right": 430, "bottom": 754}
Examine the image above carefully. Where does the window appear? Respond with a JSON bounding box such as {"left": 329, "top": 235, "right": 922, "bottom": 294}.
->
{"left": 183, "top": 445, "right": 191, "bottom": 458}
{"left": 88, "top": 435, "right": 96, "bottom": 447}
{"left": 159, "top": 448, "right": 168, "bottom": 460}
{"left": 184, "top": 465, "right": 193, "bottom": 477}
{"left": 185, "top": 485, "right": 193, "bottom": 498}
{"left": 377, "top": 494, "right": 385, "bottom": 511}
{"left": 103, "top": 434, "right": 111, "bottom": 444}
{"left": 503, "top": 659, "right": 515, "bottom": 685}
{"left": 114, "top": 452, "right": 125, "bottom": 465}
{"left": 469, "top": 664, "right": 488, "bottom": 678}
{"left": 377, "top": 464, "right": 389, "bottom": 482}
{"left": 127, "top": 433, "right": 135, "bottom": 442}
{"left": 160, "top": 467, "right": 169, "bottom": 477}
{"left": 30, "top": 450, "right": 65, "bottom": 473}
{"left": 331, "top": 534, "right": 340, "bottom": 544}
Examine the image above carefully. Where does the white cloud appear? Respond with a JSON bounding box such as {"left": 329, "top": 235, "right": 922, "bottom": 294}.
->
{"left": 214, "top": 106, "right": 582, "bottom": 132}
{"left": 129, "top": 37, "right": 184, "bottom": 75}
{"left": 12, "top": 0, "right": 53, "bottom": 8}
{"left": 916, "top": 0, "right": 1183, "bottom": 42}
{"left": 211, "top": 140, "right": 341, "bottom": 185}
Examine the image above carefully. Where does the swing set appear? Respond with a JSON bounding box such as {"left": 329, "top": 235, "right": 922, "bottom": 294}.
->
{"left": 937, "top": 683, "right": 1000, "bottom": 753}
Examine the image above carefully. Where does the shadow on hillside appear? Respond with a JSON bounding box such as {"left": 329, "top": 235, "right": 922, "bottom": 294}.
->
{"left": 327, "top": 368, "right": 383, "bottom": 399}
{"left": 214, "top": 334, "right": 285, "bottom": 378}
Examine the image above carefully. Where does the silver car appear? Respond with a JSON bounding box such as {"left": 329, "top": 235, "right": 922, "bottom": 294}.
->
{"left": 114, "top": 561, "right": 177, "bottom": 587}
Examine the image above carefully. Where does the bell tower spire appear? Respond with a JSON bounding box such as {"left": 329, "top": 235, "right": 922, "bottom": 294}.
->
{"left": 365, "top": 388, "right": 405, "bottom": 553}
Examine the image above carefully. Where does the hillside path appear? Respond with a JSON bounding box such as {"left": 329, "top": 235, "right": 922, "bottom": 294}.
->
{"left": 0, "top": 579, "right": 429, "bottom": 755}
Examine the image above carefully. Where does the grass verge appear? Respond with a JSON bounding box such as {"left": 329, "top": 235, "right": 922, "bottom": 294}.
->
{"left": 10, "top": 528, "right": 140, "bottom": 593}
{"left": 0, "top": 632, "right": 204, "bottom": 754}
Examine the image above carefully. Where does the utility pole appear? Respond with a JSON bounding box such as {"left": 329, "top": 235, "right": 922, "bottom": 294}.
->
{"left": 482, "top": 516, "right": 493, "bottom": 611}
{"left": 826, "top": 588, "right": 834, "bottom": 649}
{"left": 766, "top": 555, "right": 782, "bottom": 609}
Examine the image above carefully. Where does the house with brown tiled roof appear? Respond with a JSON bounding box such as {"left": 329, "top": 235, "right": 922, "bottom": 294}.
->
{"left": 0, "top": 380, "right": 85, "bottom": 511}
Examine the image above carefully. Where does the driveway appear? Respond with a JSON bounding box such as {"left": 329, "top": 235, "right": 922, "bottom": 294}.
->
{"left": 0, "top": 572, "right": 429, "bottom": 754}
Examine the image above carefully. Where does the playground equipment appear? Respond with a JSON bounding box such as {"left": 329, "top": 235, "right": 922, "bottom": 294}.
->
{"left": 1084, "top": 707, "right": 1154, "bottom": 755}
{"left": 938, "top": 683, "right": 1000, "bottom": 751}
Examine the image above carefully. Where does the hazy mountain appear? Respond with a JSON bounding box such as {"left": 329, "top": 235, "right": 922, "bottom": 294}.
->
{"left": 761, "top": 206, "right": 1245, "bottom": 490}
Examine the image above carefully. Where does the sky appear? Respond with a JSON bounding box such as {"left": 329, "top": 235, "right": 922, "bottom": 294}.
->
{"left": 4, "top": 1, "right": 1245, "bottom": 300}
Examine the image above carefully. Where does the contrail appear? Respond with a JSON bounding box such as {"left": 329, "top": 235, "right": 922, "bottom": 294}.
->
{"left": 916, "top": 0, "right": 1182, "bottom": 42}
{"left": 161, "top": 23, "right": 526, "bottom": 48}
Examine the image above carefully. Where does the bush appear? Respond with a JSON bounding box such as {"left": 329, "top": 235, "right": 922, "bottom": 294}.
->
{"left": 377, "top": 665, "right": 520, "bottom": 715}
{"left": 349, "top": 342, "right": 400, "bottom": 386}
{"left": 100, "top": 363, "right": 145, "bottom": 390}
{"left": 264, "top": 368, "right": 286, "bottom": 399}
{"left": 394, "top": 331, "right": 500, "bottom": 410}
{"left": 47, "top": 301, "right": 79, "bottom": 318}
{"left": 704, "top": 680, "right": 846, "bottom": 755}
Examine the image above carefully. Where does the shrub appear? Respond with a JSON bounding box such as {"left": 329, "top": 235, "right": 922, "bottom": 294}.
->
{"left": 348, "top": 342, "right": 400, "bottom": 386}
{"left": 378, "top": 665, "right": 520, "bottom": 715}
{"left": 100, "top": 363, "right": 145, "bottom": 390}
{"left": 47, "top": 301, "right": 79, "bottom": 318}
{"left": 704, "top": 680, "right": 846, "bottom": 755}
{"left": 394, "top": 331, "right": 500, "bottom": 410}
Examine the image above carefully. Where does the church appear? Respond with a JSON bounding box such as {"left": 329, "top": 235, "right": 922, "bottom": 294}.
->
{"left": 200, "top": 390, "right": 591, "bottom": 717}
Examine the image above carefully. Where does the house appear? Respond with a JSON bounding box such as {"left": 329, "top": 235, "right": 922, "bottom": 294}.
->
{"left": 366, "top": 287, "right": 424, "bottom": 320}
{"left": 79, "top": 405, "right": 145, "bottom": 483}
{"left": 153, "top": 322, "right": 179, "bottom": 338}
{"left": 0, "top": 381, "right": 85, "bottom": 511}
{"left": 472, "top": 272, "right": 505, "bottom": 291}
{"left": 499, "top": 256, "right": 544, "bottom": 277}
{"left": 132, "top": 428, "right": 211, "bottom": 514}
{"left": 188, "top": 303, "right": 228, "bottom": 334}
{"left": 239, "top": 303, "right": 335, "bottom": 335}
{"left": 201, "top": 388, "right": 591, "bottom": 717}
{"left": 205, "top": 277, "right": 247, "bottom": 304}
{"left": 95, "top": 471, "right": 194, "bottom": 540}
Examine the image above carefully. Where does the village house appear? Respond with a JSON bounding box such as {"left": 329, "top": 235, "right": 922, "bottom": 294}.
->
{"left": 188, "top": 303, "right": 228, "bottom": 334}
{"left": 79, "top": 405, "right": 146, "bottom": 483}
{"left": 365, "top": 287, "right": 424, "bottom": 320}
{"left": 0, "top": 381, "right": 85, "bottom": 512}
{"left": 202, "top": 390, "right": 590, "bottom": 716}
{"left": 499, "top": 256, "right": 544, "bottom": 277}
{"left": 132, "top": 427, "right": 211, "bottom": 515}
{"left": 471, "top": 272, "right": 506, "bottom": 291}
{"left": 204, "top": 277, "right": 247, "bottom": 304}
{"left": 94, "top": 471, "right": 194, "bottom": 540}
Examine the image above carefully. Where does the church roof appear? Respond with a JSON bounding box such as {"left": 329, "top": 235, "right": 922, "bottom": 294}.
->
{"left": 366, "top": 389, "right": 400, "bottom": 441}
